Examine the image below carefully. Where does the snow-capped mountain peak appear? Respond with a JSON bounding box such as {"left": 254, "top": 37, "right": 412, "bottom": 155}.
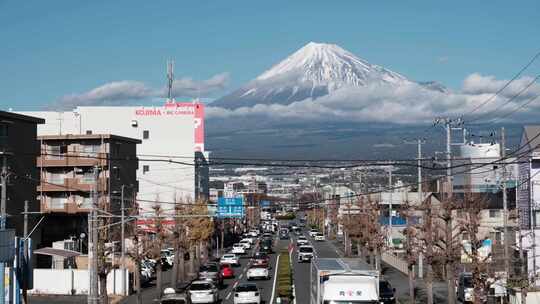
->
{"left": 212, "top": 42, "right": 428, "bottom": 109}
{"left": 256, "top": 42, "right": 409, "bottom": 89}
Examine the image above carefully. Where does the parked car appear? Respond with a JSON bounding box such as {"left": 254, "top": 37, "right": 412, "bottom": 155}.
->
{"left": 188, "top": 281, "right": 219, "bottom": 304}
{"left": 220, "top": 254, "right": 240, "bottom": 267}
{"left": 379, "top": 280, "right": 396, "bottom": 304}
{"left": 233, "top": 283, "right": 261, "bottom": 304}
{"left": 198, "top": 263, "right": 223, "bottom": 287}
{"left": 220, "top": 263, "right": 234, "bottom": 279}
{"left": 246, "top": 265, "right": 269, "bottom": 280}
{"left": 309, "top": 229, "right": 318, "bottom": 237}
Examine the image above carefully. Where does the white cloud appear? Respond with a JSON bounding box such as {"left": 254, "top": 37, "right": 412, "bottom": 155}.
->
{"left": 50, "top": 73, "right": 230, "bottom": 110}
{"left": 207, "top": 74, "right": 540, "bottom": 125}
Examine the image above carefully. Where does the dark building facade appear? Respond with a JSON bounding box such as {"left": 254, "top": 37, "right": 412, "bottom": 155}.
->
{"left": 0, "top": 111, "right": 44, "bottom": 238}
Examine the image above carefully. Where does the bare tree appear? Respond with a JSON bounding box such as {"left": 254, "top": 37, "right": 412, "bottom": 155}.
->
{"left": 401, "top": 201, "right": 419, "bottom": 304}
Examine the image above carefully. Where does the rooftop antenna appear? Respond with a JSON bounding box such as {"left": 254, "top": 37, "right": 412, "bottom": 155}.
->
{"left": 167, "top": 60, "right": 174, "bottom": 102}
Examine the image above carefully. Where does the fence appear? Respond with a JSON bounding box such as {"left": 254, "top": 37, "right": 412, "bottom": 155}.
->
{"left": 29, "top": 268, "right": 129, "bottom": 296}
{"left": 381, "top": 252, "right": 409, "bottom": 275}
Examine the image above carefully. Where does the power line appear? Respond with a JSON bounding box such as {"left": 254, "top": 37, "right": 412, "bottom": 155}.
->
{"left": 465, "top": 50, "right": 540, "bottom": 118}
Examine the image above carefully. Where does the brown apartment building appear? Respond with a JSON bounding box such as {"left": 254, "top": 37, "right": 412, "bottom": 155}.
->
{"left": 36, "top": 134, "right": 140, "bottom": 264}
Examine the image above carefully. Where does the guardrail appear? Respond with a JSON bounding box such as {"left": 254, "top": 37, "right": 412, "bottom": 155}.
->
{"left": 381, "top": 252, "right": 408, "bottom": 275}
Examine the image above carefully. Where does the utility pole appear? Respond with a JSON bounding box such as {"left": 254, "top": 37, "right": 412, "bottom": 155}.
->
{"left": 88, "top": 166, "right": 99, "bottom": 304}
{"left": 435, "top": 117, "right": 463, "bottom": 304}
{"left": 387, "top": 167, "right": 394, "bottom": 247}
{"left": 23, "top": 200, "right": 28, "bottom": 304}
{"left": 0, "top": 155, "right": 7, "bottom": 304}
{"left": 501, "top": 127, "right": 511, "bottom": 281}
{"left": 120, "top": 185, "right": 126, "bottom": 296}
{"left": 406, "top": 138, "right": 426, "bottom": 278}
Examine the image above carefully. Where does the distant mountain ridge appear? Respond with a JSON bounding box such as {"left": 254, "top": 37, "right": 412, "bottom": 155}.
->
{"left": 212, "top": 42, "right": 446, "bottom": 109}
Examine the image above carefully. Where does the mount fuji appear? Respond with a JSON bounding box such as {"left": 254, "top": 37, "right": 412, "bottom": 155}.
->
{"left": 212, "top": 42, "right": 444, "bottom": 109}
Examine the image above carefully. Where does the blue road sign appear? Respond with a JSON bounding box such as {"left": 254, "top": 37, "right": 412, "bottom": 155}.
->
{"left": 260, "top": 200, "right": 271, "bottom": 207}
{"left": 217, "top": 197, "right": 244, "bottom": 218}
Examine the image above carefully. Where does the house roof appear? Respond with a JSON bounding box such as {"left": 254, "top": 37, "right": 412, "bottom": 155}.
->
{"left": 0, "top": 111, "right": 45, "bottom": 124}
{"left": 522, "top": 125, "right": 540, "bottom": 153}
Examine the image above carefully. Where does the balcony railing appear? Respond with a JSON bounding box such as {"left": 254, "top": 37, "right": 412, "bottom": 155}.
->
{"left": 37, "top": 152, "right": 108, "bottom": 167}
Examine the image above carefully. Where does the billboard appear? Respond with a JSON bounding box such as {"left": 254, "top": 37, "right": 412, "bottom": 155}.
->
{"left": 217, "top": 197, "right": 244, "bottom": 218}
{"left": 135, "top": 101, "right": 205, "bottom": 152}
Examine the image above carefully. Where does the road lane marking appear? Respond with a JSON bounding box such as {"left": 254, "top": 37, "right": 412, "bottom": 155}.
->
{"left": 239, "top": 273, "right": 243, "bottom": 279}
{"left": 226, "top": 291, "right": 232, "bottom": 300}
{"left": 269, "top": 254, "right": 281, "bottom": 304}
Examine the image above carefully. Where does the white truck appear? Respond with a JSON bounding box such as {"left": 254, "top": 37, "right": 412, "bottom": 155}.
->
{"left": 310, "top": 258, "right": 379, "bottom": 304}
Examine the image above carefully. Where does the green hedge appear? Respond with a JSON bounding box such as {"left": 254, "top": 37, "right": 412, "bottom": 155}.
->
{"left": 277, "top": 251, "right": 293, "bottom": 299}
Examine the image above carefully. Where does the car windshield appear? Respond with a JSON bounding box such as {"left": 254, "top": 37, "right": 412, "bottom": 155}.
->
{"left": 236, "top": 284, "right": 258, "bottom": 292}
{"left": 254, "top": 253, "right": 267, "bottom": 258}
{"left": 190, "top": 283, "right": 213, "bottom": 291}
{"left": 223, "top": 255, "right": 235, "bottom": 259}
{"left": 161, "top": 300, "right": 186, "bottom": 304}
{"left": 379, "top": 281, "right": 393, "bottom": 292}
{"left": 199, "top": 265, "right": 218, "bottom": 272}
{"left": 299, "top": 247, "right": 313, "bottom": 253}
{"left": 250, "top": 265, "right": 266, "bottom": 269}
{"left": 463, "top": 276, "right": 473, "bottom": 287}
{"left": 316, "top": 233, "right": 323, "bottom": 236}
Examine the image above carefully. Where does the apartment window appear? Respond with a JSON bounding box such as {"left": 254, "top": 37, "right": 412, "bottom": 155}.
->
{"left": 115, "top": 167, "right": 121, "bottom": 180}
{"left": 47, "top": 145, "right": 66, "bottom": 159}
{"left": 50, "top": 197, "right": 67, "bottom": 209}
{"left": 80, "top": 196, "right": 92, "bottom": 208}
{"left": 81, "top": 144, "right": 100, "bottom": 157}
{"left": 489, "top": 209, "right": 500, "bottom": 218}
{"left": 143, "top": 165, "right": 149, "bottom": 174}
{"left": 49, "top": 172, "right": 65, "bottom": 184}
{"left": 82, "top": 171, "right": 94, "bottom": 183}
{"left": 0, "top": 124, "right": 8, "bottom": 137}
{"left": 143, "top": 130, "right": 149, "bottom": 139}
{"left": 112, "top": 143, "right": 121, "bottom": 157}
{"left": 490, "top": 231, "right": 502, "bottom": 243}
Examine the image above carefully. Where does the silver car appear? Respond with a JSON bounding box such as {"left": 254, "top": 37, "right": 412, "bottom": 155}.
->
{"left": 188, "top": 281, "right": 219, "bottom": 304}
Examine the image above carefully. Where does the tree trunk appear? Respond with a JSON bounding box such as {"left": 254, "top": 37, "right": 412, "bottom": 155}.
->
{"left": 426, "top": 263, "right": 434, "bottom": 304}
{"left": 156, "top": 262, "right": 163, "bottom": 297}
{"left": 374, "top": 247, "right": 381, "bottom": 271}
{"left": 189, "top": 246, "right": 196, "bottom": 279}
{"left": 99, "top": 274, "right": 108, "bottom": 304}
{"left": 408, "top": 264, "right": 415, "bottom": 304}
{"left": 195, "top": 244, "right": 201, "bottom": 270}
{"left": 179, "top": 248, "right": 185, "bottom": 283}
{"left": 446, "top": 218, "right": 456, "bottom": 304}
{"left": 357, "top": 243, "right": 362, "bottom": 258}
{"left": 135, "top": 262, "right": 142, "bottom": 304}
{"left": 172, "top": 248, "right": 179, "bottom": 286}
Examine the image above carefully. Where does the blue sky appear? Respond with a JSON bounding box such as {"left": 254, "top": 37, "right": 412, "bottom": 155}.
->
{"left": 1, "top": 0, "right": 539, "bottom": 110}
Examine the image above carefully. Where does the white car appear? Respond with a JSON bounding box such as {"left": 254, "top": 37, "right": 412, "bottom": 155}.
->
{"left": 309, "top": 229, "right": 318, "bottom": 237}
{"left": 232, "top": 244, "right": 246, "bottom": 255}
{"left": 297, "top": 236, "right": 308, "bottom": 246}
{"left": 241, "top": 237, "right": 255, "bottom": 245}
{"left": 249, "top": 230, "right": 259, "bottom": 237}
{"left": 239, "top": 240, "right": 252, "bottom": 249}
{"left": 246, "top": 265, "right": 269, "bottom": 280}
{"left": 220, "top": 254, "right": 240, "bottom": 266}
{"left": 297, "top": 245, "right": 314, "bottom": 262}
{"left": 233, "top": 283, "right": 261, "bottom": 304}
{"left": 188, "top": 280, "right": 219, "bottom": 303}
{"left": 314, "top": 232, "right": 325, "bottom": 241}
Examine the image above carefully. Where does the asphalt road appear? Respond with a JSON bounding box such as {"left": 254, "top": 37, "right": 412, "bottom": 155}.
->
{"left": 220, "top": 238, "right": 288, "bottom": 304}
{"left": 290, "top": 228, "right": 412, "bottom": 304}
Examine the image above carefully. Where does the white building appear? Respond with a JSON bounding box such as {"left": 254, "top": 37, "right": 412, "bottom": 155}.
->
{"left": 454, "top": 142, "right": 517, "bottom": 193}
{"left": 19, "top": 101, "right": 208, "bottom": 214}
{"left": 517, "top": 125, "right": 540, "bottom": 285}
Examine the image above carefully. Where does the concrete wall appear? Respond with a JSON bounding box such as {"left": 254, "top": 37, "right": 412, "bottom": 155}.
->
{"left": 29, "top": 268, "right": 128, "bottom": 296}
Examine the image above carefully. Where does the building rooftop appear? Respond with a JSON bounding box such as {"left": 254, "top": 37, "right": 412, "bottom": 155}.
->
{"left": 522, "top": 125, "right": 540, "bottom": 153}
{"left": 0, "top": 110, "right": 45, "bottom": 124}
{"left": 38, "top": 134, "right": 142, "bottom": 144}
